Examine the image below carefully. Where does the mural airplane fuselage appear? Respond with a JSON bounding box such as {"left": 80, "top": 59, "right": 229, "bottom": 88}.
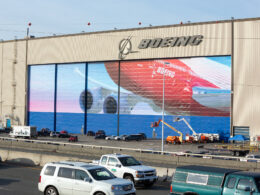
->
{"left": 104, "top": 58, "right": 230, "bottom": 116}
{"left": 79, "top": 57, "right": 231, "bottom": 117}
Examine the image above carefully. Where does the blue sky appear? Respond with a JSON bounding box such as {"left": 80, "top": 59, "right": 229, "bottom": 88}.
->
{"left": 0, "top": 0, "right": 259, "bottom": 41}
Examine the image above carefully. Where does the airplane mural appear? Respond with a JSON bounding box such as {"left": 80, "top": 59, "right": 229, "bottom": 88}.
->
{"left": 78, "top": 57, "right": 231, "bottom": 116}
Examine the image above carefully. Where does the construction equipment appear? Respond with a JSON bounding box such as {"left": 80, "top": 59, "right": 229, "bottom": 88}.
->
{"left": 173, "top": 117, "right": 200, "bottom": 142}
{"left": 173, "top": 117, "right": 220, "bottom": 142}
{"left": 151, "top": 120, "right": 183, "bottom": 144}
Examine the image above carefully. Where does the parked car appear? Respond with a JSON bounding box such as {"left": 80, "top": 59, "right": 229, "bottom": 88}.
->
{"left": 92, "top": 154, "right": 158, "bottom": 187}
{"left": 105, "top": 135, "right": 116, "bottom": 140}
{"left": 124, "top": 134, "right": 143, "bottom": 141}
{"left": 38, "top": 161, "right": 136, "bottom": 195}
{"left": 58, "top": 130, "right": 70, "bottom": 138}
{"left": 240, "top": 154, "right": 260, "bottom": 162}
{"left": 87, "top": 130, "right": 95, "bottom": 136}
{"left": 95, "top": 134, "right": 106, "bottom": 139}
{"left": 37, "top": 128, "right": 51, "bottom": 136}
{"left": 50, "top": 131, "right": 60, "bottom": 137}
{"left": 3, "top": 127, "right": 11, "bottom": 133}
{"left": 115, "top": 135, "right": 127, "bottom": 141}
{"left": 170, "top": 165, "right": 260, "bottom": 195}
{"left": 138, "top": 133, "right": 147, "bottom": 140}
{"left": 95, "top": 130, "right": 106, "bottom": 136}
{"left": 68, "top": 136, "right": 78, "bottom": 142}
{"left": 0, "top": 124, "right": 4, "bottom": 133}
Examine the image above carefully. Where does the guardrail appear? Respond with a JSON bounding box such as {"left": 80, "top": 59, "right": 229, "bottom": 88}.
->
{"left": 0, "top": 136, "right": 257, "bottom": 162}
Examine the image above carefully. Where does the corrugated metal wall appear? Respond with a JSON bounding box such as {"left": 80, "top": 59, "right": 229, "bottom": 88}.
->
{"left": 27, "top": 22, "right": 231, "bottom": 64}
{"left": 233, "top": 20, "right": 260, "bottom": 138}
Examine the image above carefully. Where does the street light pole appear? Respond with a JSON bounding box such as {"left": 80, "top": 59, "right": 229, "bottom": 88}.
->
{"left": 161, "top": 62, "right": 165, "bottom": 153}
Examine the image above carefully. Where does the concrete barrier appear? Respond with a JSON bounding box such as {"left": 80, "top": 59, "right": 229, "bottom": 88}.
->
{"left": 0, "top": 148, "right": 9, "bottom": 161}
{"left": 1, "top": 139, "right": 260, "bottom": 173}
{"left": 7, "top": 150, "right": 41, "bottom": 166}
{"left": 0, "top": 147, "right": 174, "bottom": 181}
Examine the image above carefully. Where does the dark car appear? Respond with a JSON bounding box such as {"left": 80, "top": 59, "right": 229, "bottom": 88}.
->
{"left": 124, "top": 134, "right": 143, "bottom": 141}
{"left": 95, "top": 130, "right": 106, "bottom": 136}
{"left": 87, "top": 131, "right": 95, "bottom": 136}
{"left": 58, "top": 130, "right": 70, "bottom": 138}
{"left": 0, "top": 127, "right": 5, "bottom": 133}
{"left": 138, "top": 133, "right": 147, "bottom": 140}
{"left": 3, "top": 127, "right": 11, "bottom": 133}
{"left": 94, "top": 134, "right": 106, "bottom": 139}
{"left": 37, "top": 128, "right": 51, "bottom": 136}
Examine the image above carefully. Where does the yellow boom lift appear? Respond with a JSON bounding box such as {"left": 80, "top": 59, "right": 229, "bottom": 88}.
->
{"left": 151, "top": 120, "right": 183, "bottom": 144}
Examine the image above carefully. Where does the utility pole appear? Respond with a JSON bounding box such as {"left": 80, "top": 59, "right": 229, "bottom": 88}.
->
{"left": 24, "top": 22, "right": 31, "bottom": 126}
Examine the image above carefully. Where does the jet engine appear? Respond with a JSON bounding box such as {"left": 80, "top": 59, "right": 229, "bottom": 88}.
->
{"left": 103, "top": 94, "right": 133, "bottom": 114}
{"left": 79, "top": 88, "right": 103, "bottom": 113}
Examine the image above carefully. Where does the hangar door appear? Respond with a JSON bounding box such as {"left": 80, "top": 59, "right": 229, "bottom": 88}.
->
{"left": 233, "top": 126, "right": 250, "bottom": 139}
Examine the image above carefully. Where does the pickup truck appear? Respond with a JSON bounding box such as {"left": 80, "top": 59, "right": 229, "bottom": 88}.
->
{"left": 170, "top": 165, "right": 260, "bottom": 195}
{"left": 92, "top": 154, "right": 158, "bottom": 187}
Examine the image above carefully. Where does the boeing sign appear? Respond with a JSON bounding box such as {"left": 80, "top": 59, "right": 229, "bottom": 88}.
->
{"left": 138, "top": 35, "right": 203, "bottom": 49}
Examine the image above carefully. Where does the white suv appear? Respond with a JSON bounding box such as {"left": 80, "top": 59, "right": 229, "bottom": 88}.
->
{"left": 38, "top": 161, "right": 136, "bottom": 195}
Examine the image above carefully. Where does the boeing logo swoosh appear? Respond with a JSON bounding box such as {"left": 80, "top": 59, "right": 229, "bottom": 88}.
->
{"left": 118, "top": 36, "right": 138, "bottom": 60}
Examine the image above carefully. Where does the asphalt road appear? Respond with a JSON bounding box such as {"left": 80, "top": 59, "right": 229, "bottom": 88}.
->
{"left": 0, "top": 162, "right": 170, "bottom": 195}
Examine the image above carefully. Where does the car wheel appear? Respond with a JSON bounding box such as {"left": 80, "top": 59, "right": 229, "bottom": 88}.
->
{"left": 95, "top": 192, "right": 105, "bottom": 195}
{"left": 124, "top": 175, "right": 134, "bottom": 184}
{"left": 45, "top": 186, "right": 58, "bottom": 195}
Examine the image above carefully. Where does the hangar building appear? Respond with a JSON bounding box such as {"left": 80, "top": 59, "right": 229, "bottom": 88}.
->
{"left": 0, "top": 17, "right": 259, "bottom": 140}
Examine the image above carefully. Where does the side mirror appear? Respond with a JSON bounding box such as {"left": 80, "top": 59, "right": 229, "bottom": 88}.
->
{"left": 84, "top": 177, "right": 92, "bottom": 183}
{"left": 116, "top": 164, "right": 121, "bottom": 168}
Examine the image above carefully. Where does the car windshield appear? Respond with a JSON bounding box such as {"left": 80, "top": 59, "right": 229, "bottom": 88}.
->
{"left": 118, "top": 156, "right": 141, "bottom": 166}
{"left": 88, "top": 168, "right": 116, "bottom": 181}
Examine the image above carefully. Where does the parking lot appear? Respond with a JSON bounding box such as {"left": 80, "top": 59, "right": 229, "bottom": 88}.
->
{"left": 1, "top": 131, "right": 260, "bottom": 163}
{"left": 0, "top": 131, "right": 223, "bottom": 153}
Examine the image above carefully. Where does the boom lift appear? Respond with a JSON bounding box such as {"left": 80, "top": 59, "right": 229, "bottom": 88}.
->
{"left": 151, "top": 120, "right": 183, "bottom": 144}
{"left": 173, "top": 117, "right": 220, "bottom": 142}
{"left": 173, "top": 117, "right": 201, "bottom": 142}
